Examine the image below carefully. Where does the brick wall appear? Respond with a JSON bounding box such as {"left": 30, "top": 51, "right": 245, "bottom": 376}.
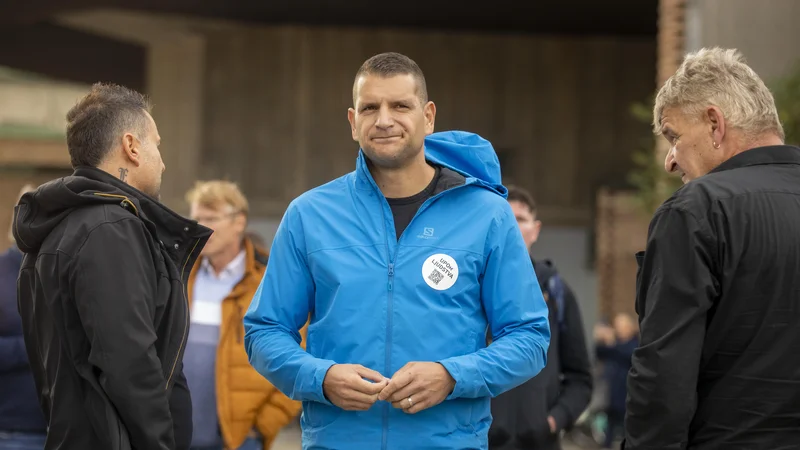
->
{"left": 658, "top": 0, "right": 688, "bottom": 87}
{"left": 595, "top": 189, "right": 650, "bottom": 319}
{"left": 656, "top": 0, "right": 688, "bottom": 160}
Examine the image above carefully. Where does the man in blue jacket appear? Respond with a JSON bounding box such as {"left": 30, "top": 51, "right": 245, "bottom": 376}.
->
{"left": 244, "top": 52, "right": 551, "bottom": 450}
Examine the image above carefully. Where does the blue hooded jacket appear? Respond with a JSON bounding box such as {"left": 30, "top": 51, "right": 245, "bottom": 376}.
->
{"left": 244, "top": 131, "right": 550, "bottom": 450}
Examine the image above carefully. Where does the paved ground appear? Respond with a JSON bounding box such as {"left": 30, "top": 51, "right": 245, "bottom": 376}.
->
{"left": 270, "top": 425, "right": 300, "bottom": 450}
{"left": 271, "top": 423, "right": 601, "bottom": 450}
{"left": 271, "top": 424, "right": 300, "bottom": 450}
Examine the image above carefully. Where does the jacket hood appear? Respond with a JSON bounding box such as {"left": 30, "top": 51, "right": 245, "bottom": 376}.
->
{"left": 13, "top": 167, "right": 207, "bottom": 254}
{"left": 424, "top": 131, "right": 507, "bottom": 197}
{"left": 13, "top": 169, "right": 143, "bottom": 253}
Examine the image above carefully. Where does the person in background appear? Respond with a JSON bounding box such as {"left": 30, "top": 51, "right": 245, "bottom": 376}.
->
{"left": 0, "top": 184, "right": 46, "bottom": 449}
{"left": 489, "top": 185, "right": 593, "bottom": 450}
{"left": 595, "top": 313, "right": 638, "bottom": 449}
{"left": 185, "top": 180, "right": 302, "bottom": 450}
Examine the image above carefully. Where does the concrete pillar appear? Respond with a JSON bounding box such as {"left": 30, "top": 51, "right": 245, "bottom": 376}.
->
{"left": 686, "top": 0, "right": 800, "bottom": 82}
{"left": 146, "top": 36, "right": 205, "bottom": 213}
{"left": 55, "top": 10, "right": 217, "bottom": 214}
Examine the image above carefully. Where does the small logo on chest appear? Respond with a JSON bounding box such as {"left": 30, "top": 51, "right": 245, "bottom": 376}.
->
{"left": 422, "top": 253, "right": 459, "bottom": 291}
{"left": 417, "top": 227, "right": 437, "bottom": 240}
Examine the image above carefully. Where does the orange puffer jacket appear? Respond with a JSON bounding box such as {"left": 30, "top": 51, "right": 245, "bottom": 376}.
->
{"left": 187, "top": 239, "right": 304, "bottom": 450}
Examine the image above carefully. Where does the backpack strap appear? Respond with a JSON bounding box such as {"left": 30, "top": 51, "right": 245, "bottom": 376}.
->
{"left": 547, "top": 273, "right": 567, "bottom": 331}
{"left": 533, "top": 258, "right": 567, "bottom": 332}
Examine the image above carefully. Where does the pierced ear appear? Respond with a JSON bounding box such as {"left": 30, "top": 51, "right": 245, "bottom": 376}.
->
{"left": 707, "top": 106, "right": 726, "bottom": 147}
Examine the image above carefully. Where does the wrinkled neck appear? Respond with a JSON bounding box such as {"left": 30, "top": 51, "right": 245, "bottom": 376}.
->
{"left": 728, "top": 132, "right": 785, "bottom": 159}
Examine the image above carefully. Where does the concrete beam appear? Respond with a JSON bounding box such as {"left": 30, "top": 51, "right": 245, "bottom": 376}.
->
{"left": 0, "top": 23, "right": 146, "bottom": 91}
{"left": 0, "top": 139, "right": 71, "bottom": 168}
{"left": 56, "top": 9, "right": 242, "bottom": 46}
{"left": 55, "top": 10, "right": 212, "bottom": 212}
{"left": 146, "top": 35, "right": 205, "bottom": 213}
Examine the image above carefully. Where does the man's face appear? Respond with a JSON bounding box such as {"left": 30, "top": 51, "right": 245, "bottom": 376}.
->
{"left": 613, "top": 313, "right": 637, "bottom": 341}
{"left": 189, "top": 202, "right": 246, "bottom": 258}
{"left": 661, "top": 106, "right": 723, "bottom": 184}
{"left": 136, "top": 112, "right": 166, "bottom": 199}
{"left": 509, "top": 200, "right": 541, "bottom": 249}
{"left": 348, "top": 74, "right": 436, "bottom": 169}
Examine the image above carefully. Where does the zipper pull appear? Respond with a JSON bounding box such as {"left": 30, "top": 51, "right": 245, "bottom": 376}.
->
{"left": 388, "top": 263, "right": 394, "bottom": 291}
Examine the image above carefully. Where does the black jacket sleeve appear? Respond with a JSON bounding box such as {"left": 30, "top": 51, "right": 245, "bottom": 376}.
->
{"left": 71, "top": 219, "right": 174, "bottom": 450}
{"left": 549, "top": 283, "right": 593, "bottom": 431}
{"left": 624, "top": 206, "right": 716, "bottom": 450}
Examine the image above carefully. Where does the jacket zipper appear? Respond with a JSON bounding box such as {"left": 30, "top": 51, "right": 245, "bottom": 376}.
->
{"left": 92, "top": 193, "right": 190, "bottom": 388}
{"left": 165, "top": 237, "right": 201, "bottom": 390}
{"left": 381, "top": 206, "right": 392, "bottom": 450}
{"left": 92, "top": 193, "right": 139, "bottom": 217}
{"left": 377, "top": 181, "right": 472, "bottom": 450}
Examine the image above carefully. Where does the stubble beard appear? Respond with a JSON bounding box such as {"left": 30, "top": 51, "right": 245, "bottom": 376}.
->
{"left": 362, "top": 142, "right": 420, "bottom": 170}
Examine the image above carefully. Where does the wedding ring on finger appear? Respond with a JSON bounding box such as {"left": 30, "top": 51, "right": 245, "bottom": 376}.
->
{"left": 407, "top": 396, "right": 413, "bottom": 407}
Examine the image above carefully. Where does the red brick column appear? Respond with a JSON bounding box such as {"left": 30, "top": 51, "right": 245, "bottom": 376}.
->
{"left": 656, "top": 0, "right": 688, "bottom": 159}
{"left": 595, "top": 0, "right": 688, "bottom": 320}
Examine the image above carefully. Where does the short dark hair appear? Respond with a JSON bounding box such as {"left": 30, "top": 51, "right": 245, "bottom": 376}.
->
{"left": 507, "top": 185, "right": 537, "bottom": 216}
{"left": 66, "top": 82, "right": 152, "bottom": 168}
{"left": 353, "top": 52, "right": 428, "bottom": 105}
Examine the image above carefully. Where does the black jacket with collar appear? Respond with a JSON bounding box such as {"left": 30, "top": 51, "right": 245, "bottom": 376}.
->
{"left": 13, "top": 167, "right": 211, "bottom": 450}
{"left": 624, "top": 145, "right": 800, "bottom": 450}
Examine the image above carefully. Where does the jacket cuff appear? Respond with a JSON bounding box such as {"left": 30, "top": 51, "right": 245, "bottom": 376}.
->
{"left": 299, "top": 359, "right": 337, "bottom": 405}
{"left": 548, "top": 405, "right": 570, "bottom": 432}
{"left": 438, "top": 358, "right": 474, "bottom": 400}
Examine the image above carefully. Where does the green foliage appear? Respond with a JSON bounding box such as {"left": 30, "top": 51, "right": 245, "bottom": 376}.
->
{"left": 626, "top": 96, "right": 683, "bottom": 216}
{"left": 772, "top": 62, "right": 800, "bottom": 146}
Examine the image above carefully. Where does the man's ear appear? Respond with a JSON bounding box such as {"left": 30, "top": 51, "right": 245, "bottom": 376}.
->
{"left": 706, "top": 106, "right": 726, "bottom": 149}
{"left": 121, "top": 132, "right": 141, "bottom": 167}
{"left": 530, "top": 219, "right": 542, "bottom": 244}
{"left": 234, "top": 213, "right": 247, "bottom": 233}
{"left": 423, "top": 101, "right": 436, "bottom": 135}
{"left": 347, "top": 108, "right": 358, "bottom": 142}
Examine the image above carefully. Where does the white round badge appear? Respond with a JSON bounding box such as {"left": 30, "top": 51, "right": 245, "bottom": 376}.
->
{"left": 422, "top": 253, "right": 459, "bottom": 291}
